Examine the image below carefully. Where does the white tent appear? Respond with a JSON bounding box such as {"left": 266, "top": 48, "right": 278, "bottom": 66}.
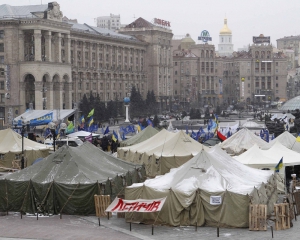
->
{"left": 219, "top": 128, "right": 268, "bottom": 155}
{"left": 234, "top": 142, "right": 300, "bottom": 192}
{"left": 117, "top": 129, "right": 205, "bottom": 177}
{"left": 261, "top": 131, "right": 300, "bottom": 153}
{"left": 67, "top": 130, "right": 100, "bottom": 138}
{"left": 0, "top": 128, "right": 51, "bottom": 169}
{"left": 125, "top": 145, "right": 277, "bottom": 227}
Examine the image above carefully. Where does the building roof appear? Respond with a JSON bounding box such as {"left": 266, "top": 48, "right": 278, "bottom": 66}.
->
{"left": 124, "top": 17, "right": 154, "bottom": 28}
{"left": 277, "top": 35, "right": 300, "bottom": 41}
{"left": 0, "top": 3, "right": 48, "bottom": 19}
{"left": 220, "top": 18, "right": 232, "bottom": 35}
{"left": 70, "top": 22, "right": 139, "bottom": 42}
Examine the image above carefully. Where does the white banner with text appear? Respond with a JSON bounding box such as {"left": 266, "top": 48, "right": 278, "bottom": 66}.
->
{"left": 105, "top": 197, "right": 167, "bottom": 213}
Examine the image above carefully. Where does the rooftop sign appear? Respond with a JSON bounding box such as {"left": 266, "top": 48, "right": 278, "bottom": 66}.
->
{"left": 198, "top": 30, "right": 212, "bottom": 43}
{"left": 253, "top": 36, "right": 270, "bottom": 44}
{"left": 154, "top": 18, "right": 171, "bottom": 27}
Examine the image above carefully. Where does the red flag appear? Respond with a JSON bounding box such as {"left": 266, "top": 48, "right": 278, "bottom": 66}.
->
{"left": 217, "top": 130, "right": 227, "bottom": 142}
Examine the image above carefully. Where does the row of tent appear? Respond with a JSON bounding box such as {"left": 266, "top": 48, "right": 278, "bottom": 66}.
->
{"left": 0, "top": 139, "right": 277, "bottom": 228}
{"left": 0, "top": 125, "right": 298, "bottom": 227}
{"left": 117, "top": 126, "right": 300, "bottom": 176}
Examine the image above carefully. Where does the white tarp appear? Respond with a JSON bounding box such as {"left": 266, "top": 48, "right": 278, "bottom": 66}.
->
{"left": 67, "top": 130, "right": 100, "bottom": 138}
{"left": 14, "top": 109, "right": 76, "bottom": 124}
{"left": 219, "top": 128, "right": 268, "bottom": 155}
{"left": 130, "top": 145, "right": 273, "bottom": 195}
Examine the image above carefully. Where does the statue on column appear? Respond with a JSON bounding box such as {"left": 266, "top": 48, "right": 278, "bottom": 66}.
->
{"left": 124, "top": 97, "right": 130, "bottom": 123}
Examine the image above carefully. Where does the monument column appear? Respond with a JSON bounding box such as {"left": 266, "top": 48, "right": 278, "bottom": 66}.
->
{"left": 18, "top": 30, "right": 24, "bottom": 61}
{"left": 65, "top": 34, "right": 71, "bottom": 64}
{"left": 45, "top": 31, "right": 52, "bottom": 62}
{"left": 56, "top": 32, "right": 62, "bottom": 63}
{"left": 34, "top": 29, "right": 42, "bottom": 61}
{"left": 34, "top": 81, "right": 43, "bottom": 110}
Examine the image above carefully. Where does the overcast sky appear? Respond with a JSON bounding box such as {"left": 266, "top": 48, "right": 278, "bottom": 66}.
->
{"left": 3, "top": 0, "right": 300, "bottom": 50}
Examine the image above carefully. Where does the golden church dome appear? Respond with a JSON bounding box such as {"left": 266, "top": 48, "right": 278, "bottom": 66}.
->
{"left": 220, "top": 18, "right": 232, "bottom": 35}
{"left": 181, "top": 33, "right": 195, "bottom": 43}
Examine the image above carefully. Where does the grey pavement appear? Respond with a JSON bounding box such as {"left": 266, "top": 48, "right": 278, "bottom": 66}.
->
{"left": 1, "top": 212, "right": 300, "bottom": 240}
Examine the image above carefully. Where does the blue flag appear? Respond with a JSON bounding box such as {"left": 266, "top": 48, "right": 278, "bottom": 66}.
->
{"left": 104, "top": 126, "right": 109, "bottom": 135}
{"left": 122, "top": 131, "right": 126, "bottom": 140}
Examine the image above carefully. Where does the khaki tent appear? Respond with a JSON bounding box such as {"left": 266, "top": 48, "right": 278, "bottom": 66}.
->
{"left": 120, "top": 126, "right": 159, "bottom": 147}
{"left": 125, "top": 145, "right": 277, "bottom": 227}
{"left": 219, "top": 128, "right": 268, "bottom": 155}
{"left": 0, "top": 128, "right": 51, "bottom": 170}
{"left": 0, "top": 142, "right": 145, "bottom": 215}
{"left": 117, "top": 129, "right": 205, "bottom": 177}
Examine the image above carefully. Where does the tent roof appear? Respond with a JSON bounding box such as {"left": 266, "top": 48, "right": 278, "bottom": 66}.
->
{"left": 2, "top": 142, "right": 140, "bottom": 184}
{"left": 67, "top": 130, "right": 100, "bottom": 138}
{"left": 0, "top": 128, "right": 51, "bottom": 153}
{"left": 120, "top": 126, "right": 159, "bottom": 147}
{"left": 261, "top": 131, "right": 300, "bottom": 153}
{"left": 219, "top": 128, "right": 268, "bottom": 154}
{"left": 119, "top": 129, "right": 204, "bottom": 157}
{"left": 129, "top": 145, "right": 272, "bottom": 195}
{"left": 234, "top": 141, "right": 300, "bottom": 168}
{"left": 14, "top": 109, "right": 76, "bottom": 125}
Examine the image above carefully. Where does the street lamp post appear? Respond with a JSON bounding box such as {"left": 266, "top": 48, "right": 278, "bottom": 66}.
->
{"left": 48, "top": 122, "right": 67, "bottom": 151}
{"left": 13, "top": 120, "right": 29, "bottom": 169}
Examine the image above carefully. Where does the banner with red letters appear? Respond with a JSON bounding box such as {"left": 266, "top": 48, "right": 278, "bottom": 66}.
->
{"left": 105, "top": 197, "right": 167, "bottom": 213}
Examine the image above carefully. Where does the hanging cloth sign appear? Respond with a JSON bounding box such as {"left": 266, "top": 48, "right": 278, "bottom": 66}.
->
{"left": 106, "top": 197, "right": 167, "bottom": 213}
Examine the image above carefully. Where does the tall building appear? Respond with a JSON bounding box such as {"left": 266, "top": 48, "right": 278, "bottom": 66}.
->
{"left": 218, "top": 18, "right": 234, "bottom": 57}
{"left": 0, "top": 2, "right": 173, "bottom": 127}
{"left": 96, "top": 14, "right": 121, "bottom": 30}
{"left": 276, "top": 35, "right": 300, "bottom": 68}
{"left": 119, "top": 18, "right": 173, "bottom": 111}
{"left": 172, "top": 34, "right": 288, "bottom": 110}
{"left": 173, "top": 34, "right": 223, "bottom": 109}
{"left": 222, "top": 43, "right": 287, "bottom": 106}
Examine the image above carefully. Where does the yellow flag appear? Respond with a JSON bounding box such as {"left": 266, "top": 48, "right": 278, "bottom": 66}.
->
{"left": 296, "top": 136, "right": 300, "bottom": 142}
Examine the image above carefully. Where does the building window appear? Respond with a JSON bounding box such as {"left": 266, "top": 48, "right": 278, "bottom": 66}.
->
{"left": 276, "top": 83, "right": 278, "bottom": 87}
{"left": 175, "top": 80, "right": 177, "bottom": 84}
{"left": 0, "top": 43, "right": 4, "bottom": 52}
{"left": 0, "top": 81, "right": 4, "bottom": 90}
{"left": 0, "top": 93, "right": 4, "bottom": 103}
{"left": 276, "top": 69, "right": 278, "bottom": 73}
{"left": 0, "top": 56, "right": 4, "bottom": 63}
{"left": 276, "top": 62, "right": 278, "bottom": 66}
{"left": 276, "top": 76, "right": 278, "bottom": 80}
{"left": 0, "top": 30, "right": 4, "bottom": 39}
